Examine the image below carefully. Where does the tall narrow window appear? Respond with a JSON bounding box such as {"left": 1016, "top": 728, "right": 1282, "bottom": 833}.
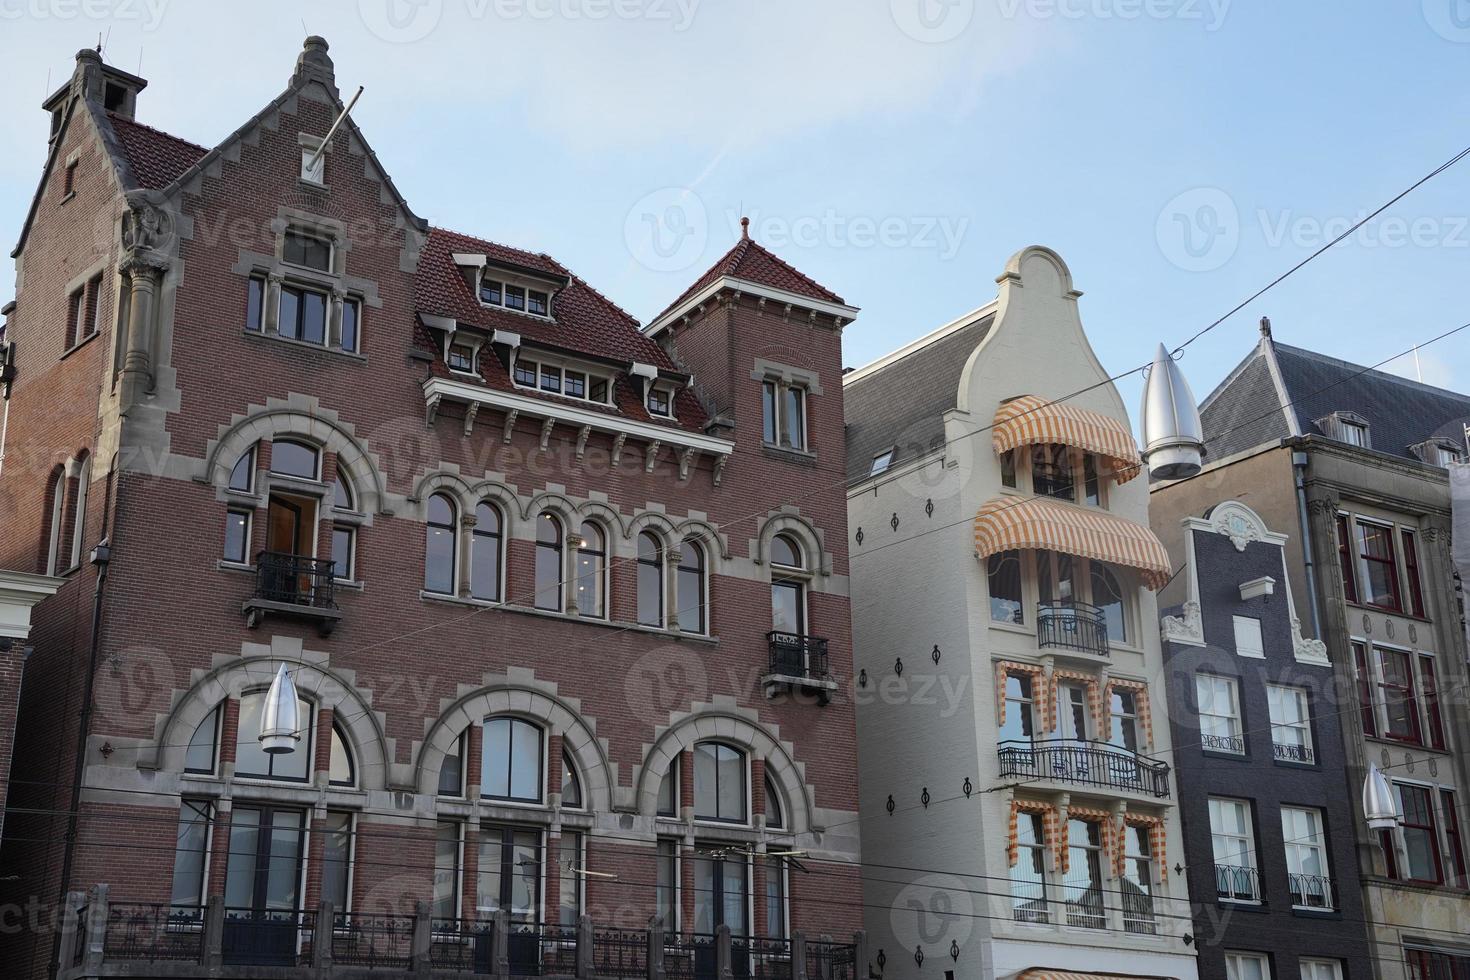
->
{"left": 66, "top": 457, "right": 90, "bottom": 568}
{"left": 764, "top": 774, "right": 784, "bottom": 830}
{"left": 1377, "top": 648, "right": 1421, "bottom": 743}
{"left": 224, "top": 509, "right": 251, "bottom": 564}
{"left": 185, "top": 706, "right": 220, "bottom": 775}
{"left": 329, "top": 724, "right": 355, "bottom": 787}
{"left": 44, "top": 469, "right": 65, "bottom": 576}
{"left": 66, "top": 287, "right": 83, "bottom": 348}
{"left": 769, "top": 534, "right": 806, "bottom": 636}
{"left": 1010, "top": 811, "right": 1048, "bottom": 923}
{"left": 424, "top": 494, "right": 457, "bottom": 595}
{"left": 432, "top": 821, "right": 462, "bottom": 924}
{"left": 987, "top": 551, "right": 1024, "bottom": 625}
{"left": 1355, "top": 521, "right": 1402, "bottom": 611}
{"left": 1109, "top": 689, "right": 1139, "bottom": 752}
{"left": 340, "top": 297, "right": 361, "bottom": 353}
{"left": 657, "top": 758, "right": 678, "bottom": 817}
{"left": 677, "top": 539, "right": 707, "bottom": 634}
{"left": 1419, "top": 653, "right": 1446, "bottom": 750}
{"left": 1267, "top": 685, "right": 1313, "bottom": 764}
{"left": 761, "top": 381, "right": 779, "bottom": 445}
{"left": 246, "top": 276, "right": 265, "bottom": 332}
{"left": 1443, "top": 789, "right": 1467, "bottom": 889}
{"left": 782, "top": 386, "right": 806, "bottom": 450}
{"left": 535, "top": 513, "right": 564, "bottom": 612}
{"left": 558, "top": 831, "right": 583, "bottom": 927}
{"left": 1335, "top": 514, "right": 1359, "bottom": 604}
{"left": 321, "top": 812, "right": 353, "bottom": 918}
{"left": 1398, "top": 783, "right": 1442, "bottom": 883}
{"left": 561, "top": 751, "right": 583, "bottom": 809}
{"left": 764, "top": 855, "right": 788, "bottom": 938}
{"left": 999, "top": 674, "right": 1036, "bottom": 744}
{"left": 575, "top": 521, "right": 607, "bottom": 618}
{"left": 1282, "top": 807, "right": 1331, "bottom": 909}
{"left": 1000, "top": 449, "right": 1018, "bottom": 488}
{"left": 1090, "top": 563, "right": 1126, "bottom": 642}
{"left": 330, "top": 525, "right": 355, "bottom": 581}
{"left": 1063, "top": 819, "right": 1104, "bottom": 929}
{"left": 471, "top": 503, "right": 502, "bottom": 602}
{"left": 169, "top": 800, "right": 213, "bottom": 915}
{"left": 1209, "top": 797, "right": 1259, "bottom": 902}
{"left": 1082, "top": 453, "right": 1101, "bottom": 506}
{"left": 1121, "top": 825, "right": 1155, "bottom": 934}
{"left": 637, "top": 532, "right": 664, "bottom": 627}
{"left": 693, "top": 742, "right": 746, "bottom": 823}
{"left": 1352, "top": 641, "right": 1377, "bottom": 737}
{"left": 482, "top": 717, "right": 543, "bottom": 803}
{"left": 692, "top": 845, "right": 749, "bottom": 936}
{"left": 477, "top": 825, "right": 541, "bottom": 922}
{"left": 82, "top": 274, "right": 102, "bottom": 340}
{"left": 438, "top": 732, "right": 465, "bottom": 798}
{"left": 656, "top": 839, "right": 679, "bottom": 930}
{"left": 1402, "top": 529, "right": 1426, "bottom": 618}
{"left": 1197, "top": 674, "right": 1243, "bottom": 754}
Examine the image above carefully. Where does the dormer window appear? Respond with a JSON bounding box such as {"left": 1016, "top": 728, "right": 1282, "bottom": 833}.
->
{"left": 1341, "top": 419, "right": 1368, "bottom": 447}
{"left": 647, "top": 386, "right": 673, "bottom": 418}
{"left": 511, "top": 354, "right": 611, "bottom": 405}
{"left": 870, "top": 448, "right": 894, "bottom": 476}
{"left": 447, "top": 343, "right": 476, "bottom": 374}
{"left": 1318, "top": 411, "right": 1370, "bottom": 449}
{"left": 283, "top": 230, "right": 332, "bottom": 273}
{"left": 478, "top": 271, "right": 554, "bottom": 320}
{"left": 1439, "top": 445, "right": 1466, "bottom": 466}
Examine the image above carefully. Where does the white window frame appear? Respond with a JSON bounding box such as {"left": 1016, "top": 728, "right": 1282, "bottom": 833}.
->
{"left": 445, "top": 338, "right": 481, "bottom": 377}
{"left": 478, "top": 270, "right": 554, "bottom": 320}
{"left": 1224, "top": 951, "right": 1271, "bottom": 980}
{"left": 646, "top": 384, "right": 676, "bottom": 419}
{"left": 1209, "top": 797, "right": 1260, "bottom": 903}
{"left": 1266, "top": 685, "right": 1314, "bottom": 763}
{"left": 1197, "top": 674, "right": 1244, "bottom": 754}
{"left": 762, "top": 379, "right": 809, "bottom": 452}
{"left": 870, "top": 448, "right": 895, "bottom": 477}
{"left": 1299, "top": 960, "right": 1342, "bottom": 980}
{"left": 1281, "top": 806, "right": 1331, "bottom": 910}
{"left": 510, "top": 354, "right": 613, "bottom": 406}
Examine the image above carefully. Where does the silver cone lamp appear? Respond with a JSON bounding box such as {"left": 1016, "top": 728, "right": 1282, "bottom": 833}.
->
{"left": 259, "top": 664, "right": 301, "bottom": 755}
{"left": 1140, "top": 343, "right": 1205, "bottom": 480}
{"left": 1362, "top": 763, "right": 1399, "bottom": 831}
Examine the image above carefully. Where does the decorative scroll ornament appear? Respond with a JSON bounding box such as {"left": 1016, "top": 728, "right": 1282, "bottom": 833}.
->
{"left": 1161, "top": 600, "right": 1204, "bottom": 646}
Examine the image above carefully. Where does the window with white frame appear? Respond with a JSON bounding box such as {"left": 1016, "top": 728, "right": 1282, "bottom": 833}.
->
{"left": 646, "top": 385, "right": 674, "bottom": 418}
{"left": 1267, "top": 685, "right": 1314, "bottom": 764}
{"left": 168, "top": 800, "right": 213, "bottom": 915}
{"left": 870, "top": 448, "right": 894, "bottom": 476}
{"left": 1299, "top": 960, "right": 1342, "bottom": 980}
{"left": 479, "top": 272, "right": 551, "bottom": 319}
{"left": 1339, "top": 418, "right": 1368, "bottom": 447}
{"left": 1209, "top": 797, "right": 1259, "bottom": 902}
{"left": 1225, "top": 952, "right": 1270, "bottom": 980}
{"left": 762, "top": 380, "right": 807, "bottom": 451}
{"left": 511, "top": 354, "right": 611, "bottom": 405}
{"left": 1281, "top": 806, "right": 1332, "bottom": 909}
{"left": 447, "top": 342, "right": 478, "bottom": 374}
{"left": 1232, "top": 615, "right": 1265, "bottom": 658}
{"left": 1197, "top": 674, "right": 1243, "bottom": 754}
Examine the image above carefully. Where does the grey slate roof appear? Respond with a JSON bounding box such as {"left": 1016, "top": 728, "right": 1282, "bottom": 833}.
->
{"left": 1199, "top": 338, "right": 1470, "bottom": 464}
{"left": 843, "top": 312, "right": 994, "bottom": 482}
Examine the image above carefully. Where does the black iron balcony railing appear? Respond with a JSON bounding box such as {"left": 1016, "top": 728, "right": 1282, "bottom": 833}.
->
{"left": 1273, "top": 741, "right": 1315, "bottom": 764}
{"left": 1202, "top": 732, "right": 1245, "bottom": 754}
{"left": 1009, "top": 879, "right": 1049, "bottom": 924}
{"left": 1035, "top": 601, "right": 1109, "bottom": 657}
{"left": 254, "top": 551, "right": 337, "bottom": 609}
{"left": 1288, "top": 872, "right": 1335, "bottom": 910}
{"left": 766, "top": 632, "right": 831, "bottom": 681}
{"left": 1215, "top": 864, "right": 1261, "bottom": 903}
{"left": 103, "top": 904, "right": 205, "bottom": 963}
{"left": 332, "top": 912, "right": 412, "bottom": 969}
{"left": 805, "top": 939, "right": 858, "bottom": 980}
{"left": 1121, "top": 886, "right": 1156, "bottom": 935}
{"left": 594, "top": 927, "right": 650, "bottom": 978}
{"left": 222, "top": 908, "right": 314, "bottom": 967}
{"left": 997, "top": 739, "right": 1171, "bottom": 798}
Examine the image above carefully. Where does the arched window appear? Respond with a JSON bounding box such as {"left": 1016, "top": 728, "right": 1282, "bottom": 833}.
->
{"left": 43, "top": 467, "right": 64, "bottom": 576}
{"left": 1090, "top": 563, "right": 1127, "bottom": 644}
{"left": 424, "top": 494, "right": 457, "bottom": 594}
{"left": 575, "top": 521, "right": 606, "bottom": 618}
{"left": 535, "top": 513, "right": 564, "bottom": 611}
{"left": 332, "top": 475, "right": 354, "bottom": 510}
{"left": 482, "top": 717, "right": 544, "bottom": 803}
{"left": 561, "top": 750, "right": 583, "bottom": 809}
{"left": 765, "top": 773, "right": 785, "bottom": 829}
{"left": 471, "top": 502, "right": 503, "bottom": 602}
{"left": 693, "top": 742, "right": 747, "bottom": 824}
{"left": 438, "top": 731, "right": 465, "bottom": 797}
{"left": 229, "top": 446, "right": 256, "bottom": 492}
{"left": 657, "top": 758, "right": 678, "bottom": 817}
{"left": 329, "top": 723, "right": 354, "bottom": 786}
{"left": 235, "top": 691, "right": 312, "bottom": 782}
{"left": 677, "top": 539, "right": 706, "bottom": 634}
{"left": 185, "top": 705, "right": 220, "bottom": 775}
{"left": 68, "top": 455, "right": 90, "bottom": 569}
{"left": 270, "top": 439, "right": 320, "bottom": 480}
{"left": 769, "top": 534, "right": 806, "bottom": 636}
{"left": 637, "top": 532, "right": 664, "bottom": 628}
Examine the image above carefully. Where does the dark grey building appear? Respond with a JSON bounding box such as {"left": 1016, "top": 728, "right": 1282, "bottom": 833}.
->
{"left": 1152, "top": 321, "right": 1470, "bottom": 980}
{"left": 1162, "top": 500, "right": 1371, "bottom": 980}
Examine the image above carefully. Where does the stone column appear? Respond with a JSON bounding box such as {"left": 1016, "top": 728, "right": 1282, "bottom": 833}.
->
{"left": 459, "top": 512, "right": 479, "bottom": 598}
{"left": 264, "top": 273, "right": 284, "bottom": 336}
{"left": 665, "top": 545, "right": 681, "bottom": 630}
{"left": 565, "top": 529, "right": 582, "bottom": 615}
{"left": 117, "top": 256, "right": 163, "bottom": 409}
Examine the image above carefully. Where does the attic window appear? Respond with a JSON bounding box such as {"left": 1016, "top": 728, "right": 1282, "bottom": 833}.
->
{"left": 870, "top": 448, "right": 895, "bottom": 476}
{"left": 1340, "top": 419, "right": 1368, "bottom": 447}
{"left": 479, "top": 273, "right": 551, "bottom": 319}
{"left": 1318, "top": 411, "right": 1370, "bottom": 449}
{"left": 512, "top": 354, "right": 611, "bottom": 405}
{"left": 283, "top": 230, "right": 332, "bottom": 273}
{"left": 1437, "top": 444, "right": 1465, "bottom": 467}
{"left": 104, "top": 83, "right": 127, "bottom": 113}
{"left": 647, "top": 386, "right": 673, "bottom": 418}
{"left": 447, "top": 343, "right": 476, "bottom": 374}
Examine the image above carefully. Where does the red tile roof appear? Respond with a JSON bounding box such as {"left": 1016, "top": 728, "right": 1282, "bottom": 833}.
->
{"left": 653, "top": 230, "right": 848, "bottom": 325}
{"left": 107, "top": 113, "right": 208, "bottom": 190}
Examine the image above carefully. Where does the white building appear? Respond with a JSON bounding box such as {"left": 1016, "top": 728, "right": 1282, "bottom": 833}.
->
{"left": 844, "top": 247, "right": 1197, "bottom": 980}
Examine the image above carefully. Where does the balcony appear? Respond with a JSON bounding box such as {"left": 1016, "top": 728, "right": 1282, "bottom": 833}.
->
{"left": 242, "top": 551, "right": 342, "bottom": 636}
{"left": 1201, "top": 733, "right": 1245, "bottom": 755}
{"left": 1035, "top": 601, "right": 1109, "bottom": 659}
{"left": 61, "top": 889, "right": 864, "bottom": 980}
{"left": 1273, "top": 742, "right": 1315, "bottom": 765}
{"left": 996, "top": 739, "right": 1171, "bottom": 798}
{"left": 1215, "top": 864, "right": 1261, "bottom": 903}
{"left": 763, "top": 631, "right": 836, "bottom": 705}
{"left": 1288, "top": 872, "right": 1335, "bottom": 911}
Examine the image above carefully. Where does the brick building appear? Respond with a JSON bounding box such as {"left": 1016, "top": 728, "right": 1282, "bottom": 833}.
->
{"left": 0, "top": 38, "right": 865, "bottom": 979}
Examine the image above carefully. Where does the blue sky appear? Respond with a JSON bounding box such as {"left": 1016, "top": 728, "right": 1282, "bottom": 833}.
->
{"left": 3, "top": 0, "right": 1467, "bottom": 418}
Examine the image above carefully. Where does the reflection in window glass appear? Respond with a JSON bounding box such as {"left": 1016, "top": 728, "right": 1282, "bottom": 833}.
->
{"left": 482, "top": 717, "right": 543, "bottom": 803}
{"left": 235, "top": 692, "right": 311, "bottom": 781}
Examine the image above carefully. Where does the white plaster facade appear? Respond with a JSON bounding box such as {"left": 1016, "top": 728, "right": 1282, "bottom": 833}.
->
{"left": 845, "top": 247, "right": 1198, "bottom": 980}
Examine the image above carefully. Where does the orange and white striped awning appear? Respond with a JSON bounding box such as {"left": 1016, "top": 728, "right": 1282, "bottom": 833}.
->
{"left": 973, "top": 495, "right": 1173, "bottom": 591}
{"left": 992, "top": 395, "right": 1143, "bottom": 483}
{"left": 1016, "top": 972, "right": 1181, "bottom": 980}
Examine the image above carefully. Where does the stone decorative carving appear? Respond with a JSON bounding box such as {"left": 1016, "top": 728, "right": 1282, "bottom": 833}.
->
{"left": 1430, "top": 758, "right": 1439, "bottom": 777}
{"left": 1362, "top": 613, "right": 1372, "bottom": 636}
{"left": 1385, "top": 620, "right": 1396, "bottom": 640}
{"left": 1409, "top": 624, "right": 1418, "bottom": 644}
{"left": 120, "top": 198, "right": 174, "bottom": 254}
{"left": 1291, "top": 618, "right": 1329, "bottom": 664}
{"left": 1161, "top": 601, "right": 1204, "bottom": 646}
{"left": 1205, "top": 501, "right": 1269, "bottom": 552}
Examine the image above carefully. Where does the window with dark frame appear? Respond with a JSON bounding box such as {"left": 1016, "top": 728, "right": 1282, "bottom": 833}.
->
{"left": 637, "top": 531, "right": 664, "bottom": 627}
{"left": 224, "top": 509, "right": 252, "bottom": 564}
{"left": 1402, "top": 529, "right": 1426, "bottom": 618}
{"left": 1354, "top": 519, "right": 1403, "bottom": 611}
{"left": 82, "top": 274, "right": 101, "bottom": 340}
{"left": 513, "top": 359, "right": 537, "bottom": 387}
{"left": 229, "top": 448, "right": 255, "bottom": 491}
{"left": 234, "top": 691, "right": 312, "bottom": 782}
{"left": 761, "top": 381, "right": 779, "bottom": 445}
{"left": 246, "top": 276, "right": 265, "bottom": 332}
{"left": 283, "top": 230, "right": 332, "bottom": 272}
{"left": 1419, "top": 653, "right": 1446, "bottom": 750}
{"left": 561, "top": 750, "right": 583, "bottom": 809}
{"left": 270, "top": 440, "right": 320, "bottom": 480}
{"left": 424, "top": 493, "right": 457, "bottom": 595}
{"left": 185, "top": 706, "right": 220, "bottom": 775}
{"left": 535, "top": 512, "right": 564, "bottom": 612}
{"left": 331, "top": 525, "right": 355, "bottom": 581}
{"left": 1397, "top": 783, "right": 1443, "bottom": 883}
{"left": 647, "top": 386, "right": 673, "bottom": 417}
{"left": 329, "top": 724, "right": 354, "bottom": 786}
{"left": 481, "top": 716, "right": 544, "bottom": 803}
{"left": 677, "top": 539, "right": 706, "bottom": 634}
{"left": 471, "top": 502, "right": 502, "bottom": 602}
{"left": 1443, "top": 789, "right": 1467, "bottom": 889}
{"left": 693, "top": 742, "right": 747, "bottom": 823}
{"left": 1352, "top": 641, "right": 1377, "bottom": 737}
{"left": 447, "top": 343, "right": 476, "bottom": 373}
{"left": 657, "top": 758, "right": 678, "bottom": 817}
{"left": 1336, "top": 515, "right": 1359, "bottom": 604}
{"left": 540, "top": 364, "right": 562, "bottom": 394}
{"left": 504, "top": 284, "right": 526, "bottom": 311}
{"left": 279, "top": 284, "right": 329, "bottom": 346}
{"left": 438, "top": 732, "right": 465, "bottom": 797}
{"left": 66, "top": 287, "right": 82, "bottom": 349}
{"left": 575, "top": 521, "right": 607, "bottom": 619}
{"left": 1377, "top": 648, "right": 1422, "bottom": 743}
{"left": 527, "top": 290, "right": 549, "bottom": 316}
{"left": 987, "top": 550, "right": 1024, "bottom": 625}
{"left": 341, "top": 297, "right": 361, "bottom": 353}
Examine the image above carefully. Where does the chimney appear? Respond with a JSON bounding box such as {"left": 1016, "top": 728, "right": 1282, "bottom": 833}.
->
{"left": 1259, "top": 315, "right": 1272, "bottom": 339}
{"left": 42, "top": 48, "right": 148, "bottom": 140}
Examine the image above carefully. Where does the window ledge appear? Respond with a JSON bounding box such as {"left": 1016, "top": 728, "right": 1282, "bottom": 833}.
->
{"left": 217, "top": 560, "right": 254, "bottom": 575}
{"left": 296, "top": 179, "right": 330, "bottom": 193}
{"left": 417, "top": 591, "right": 719, "bottom": 644}
{"left": 988, "top": 620, "right": 1032, "bottom": 637}
{"left": 244, "top": 328, "right": 366, "bottom": 362}
{"left": 761, "top": 443, "right": 816, "bottom": 464}
{"left": 59, "top": 331, "right": 101, "bottom": 361}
